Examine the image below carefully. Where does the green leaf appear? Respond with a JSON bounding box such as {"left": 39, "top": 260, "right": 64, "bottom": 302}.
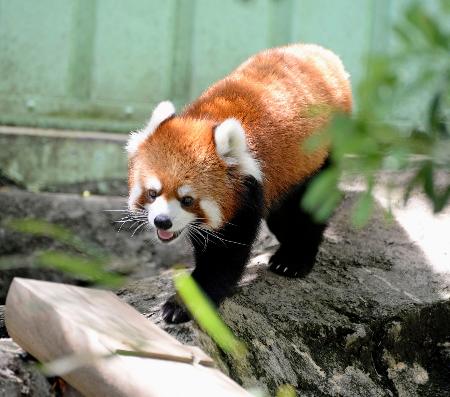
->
{"left": 303, "top": 129, "right": 329, "bottom": 153}
{"left": 36, "top": 251, "right": 124, "bottom": 287}
{"left": 173, "top": 269, "right": 246, "bottom": 359}
{"left": 6, "top": 218, "right": 103, "bottom": 259}
{"left": 276, "top": 384, "right": 296, "bottom": 397}
{"left": 352, "top": 191, "right": 375, "bottom": 228}
{"left": 421, "top": 161, "right": 435, "bottom": 200}
{"left": 440, "top": 0, "right": 450, "bottom": 13}
{"left": 404, "top": 4, "right": 449, "bottom": 49}
{"left": 393, "top": 25, "right": 415, "bottom": 47}
{"left": 403, "top": 171, "right": 422, "bottom": 205}
{"left": 302, "top": 169, "right": 340, "bottom": 212}
{"left": 433, "top": 184, "right": 450, "bottom": 212}
{"left": 313, "top": 190, "right": 343, "bottom": 223}
{"left": 302, "top": 166, "right": 344, "bottom": 222}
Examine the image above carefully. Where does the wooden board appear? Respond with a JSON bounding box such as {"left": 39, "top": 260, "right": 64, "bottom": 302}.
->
{"left": 5, "top": 278, "right": 252, "bottom": 397}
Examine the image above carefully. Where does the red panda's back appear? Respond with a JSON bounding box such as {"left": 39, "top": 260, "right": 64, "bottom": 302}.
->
{"left": 183, "top": 44, "right": 352, "bottom": 208}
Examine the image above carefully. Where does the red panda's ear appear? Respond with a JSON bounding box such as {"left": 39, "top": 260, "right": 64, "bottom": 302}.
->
{"left": 126, "top": 101, "right": 176, "bottom": 156}
{"left": 213, "top": 118, "right": 262, "bottom": 181}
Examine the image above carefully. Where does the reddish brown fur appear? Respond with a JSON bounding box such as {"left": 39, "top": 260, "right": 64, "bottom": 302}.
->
{"left": 130, "top": 44, "right": 352, "bottom": 224}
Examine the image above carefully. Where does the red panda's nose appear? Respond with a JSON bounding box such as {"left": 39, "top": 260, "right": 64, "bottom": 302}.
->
{"left": 154, "top": 215, "right": 172, "bottom": 230}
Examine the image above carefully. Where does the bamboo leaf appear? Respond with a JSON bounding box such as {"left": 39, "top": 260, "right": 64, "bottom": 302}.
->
{"left": 173, "top": 269, "right": 246, "bottom": 359}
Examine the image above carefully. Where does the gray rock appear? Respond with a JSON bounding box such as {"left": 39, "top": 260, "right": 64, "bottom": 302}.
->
{"left": 0, "top": 339, "right": 51, "bottom": 397}
{"left": 1, "top": 187, "right": 449, "bottom": 395}
{"left": 0, "top": 307, "right": 6, "bottom": 338}
{"left": 0, "top": 188, "right": 193, "bottom": 297}
{"left": 117, "top": 194, "right": 450, "bottom": 396}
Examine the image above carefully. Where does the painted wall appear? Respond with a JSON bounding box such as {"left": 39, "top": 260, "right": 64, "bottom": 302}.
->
{"left": 0, "top": 0, "right": 402, "bottom": 133}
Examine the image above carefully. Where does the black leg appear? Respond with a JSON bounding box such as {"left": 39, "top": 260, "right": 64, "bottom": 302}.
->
{"left": 266, "top": 162, "right": 329, "bottom": 278}
{"left": 162, "top": 176, "right": 263, "bottom": 324}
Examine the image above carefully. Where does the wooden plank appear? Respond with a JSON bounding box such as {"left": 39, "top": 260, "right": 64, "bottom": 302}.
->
{"left": 5, "top": 278, "right": 251, "bottom": 397}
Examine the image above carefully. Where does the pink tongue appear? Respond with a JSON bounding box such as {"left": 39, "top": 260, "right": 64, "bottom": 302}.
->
{"left": 157, "top": 229, "right": 174, "bottom": 240}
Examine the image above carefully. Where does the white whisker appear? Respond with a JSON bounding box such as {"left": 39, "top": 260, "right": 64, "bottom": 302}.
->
{"left": 131, "top": 221, "right": 148, "bottom": 237}
{"left": 190, "top": 222, "right": 247, "bottom": 246}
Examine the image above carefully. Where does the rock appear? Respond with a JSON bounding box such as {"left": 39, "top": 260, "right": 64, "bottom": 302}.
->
{"left": 0, "top": 169, "right": 24, "bottom": 189}
{"left": 0, "top": 126, "right": 128, "bottom": 192}
{"left": 117, "top": 193, "right": 450, "bottom": 396}
{"left": 43, "top": 178, "right": 128, "bottom": 197}
{"left": 0, "top": 339, "right": 51, "bottom": 396}
{"left": 0, "top": 307, "right": 7, "bottom": 338}
{"left": 0, "top": 188, "right": 193, "bottom": 303}
{"left": 0, "top": 339, "right": 83, "bottom": 397}
{"left": 1, "top": 187, "right": 449, "bottom": 395}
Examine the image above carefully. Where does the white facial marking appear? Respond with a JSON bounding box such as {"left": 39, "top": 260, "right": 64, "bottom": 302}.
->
{"left": 147, "top": 196, "right": 196, "bottom": 232}
{"left": 177, "top": 185, "right": 195, "bottom": 198}
{"left": 214, "top": 118, "right": 262, "bottom": 181}
{"left": 125, "top": 101, "right": 176, "bottom": 156}
{"left": 128, "top": 183, "right": 142, "bottom": 210}
{"left": 200, "top": 199, "right": 223, "bottom": 229}
{"left": 145, "top": 176, "right": 162, "bottom": 192}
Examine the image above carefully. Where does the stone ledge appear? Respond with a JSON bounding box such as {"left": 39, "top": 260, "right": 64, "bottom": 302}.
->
{"left": 0, "top": 127, "right": 127, "bottom": 191}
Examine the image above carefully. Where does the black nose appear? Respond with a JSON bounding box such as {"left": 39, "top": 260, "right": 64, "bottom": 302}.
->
{"left": 154, "top": 215, "right": 172, "bottom": 230}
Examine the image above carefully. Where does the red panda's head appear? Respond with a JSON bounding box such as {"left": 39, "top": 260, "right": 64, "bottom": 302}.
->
{"left": 126, "top": 101, "right": 261, "bottom": 244}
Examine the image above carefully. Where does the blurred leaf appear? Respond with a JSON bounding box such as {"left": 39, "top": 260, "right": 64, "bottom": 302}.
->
{"left": 352, "top": 191, "right": 375, "bottom": 228}
{"left": 314, "top": 190, "right": 343, "bottom": 223}
{"left": 6, "top": 218, "right": 103, "bottom": 259}
{"left": 37, "top": 251, "right": 124, "bottom": 287}
{"left": 39, "top": 352, "right": 113, "bottom": 376}
{"left": 7, "top": 218, "right": 72, "bottom": 240}
{"left": 303, "top": 129, "right": 329, "bottom": 153}
{"left": 303, "top": 103, "right": 335, "bottom": 119}
{"left": 304, "top": 1, "right": 450, "bottom": 224}
{"left": 173, "top": 269, "right": 246, "bottom": 359}
{"left": 441, "top": 0, "right": 450, "bottom": 13}
{"left": 302, "top": 168, "right": 342, "bottom": 222}
{"left": 302, "top": 169, "right": 339, "bottom": 209}
{"left": 403, "top": 170, "right": 422, "bottom": 205}
{"left": 393, "top": 24, "right": 415, "bottom": 47}
{"left": 383, "top": 147, "right": 410, "bottom": 171}
{"left": 421, "top": 161, "right": 435, "bottom": 200}
{"left": 433, "top": 184, "right": 450, "bottom": 212}
{"left": 405, "top": 4, "right": 449, "bottom": 49}
{"left": 276, "top": 384, "right": 296, "bottom": 397}
{"left": 429, "top": 90, "right": 443, "bottom": 135}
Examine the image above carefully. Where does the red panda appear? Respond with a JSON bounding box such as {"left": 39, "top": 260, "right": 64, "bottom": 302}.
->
{"left": 126, "top": 44, "right": 352, "bottom": 323}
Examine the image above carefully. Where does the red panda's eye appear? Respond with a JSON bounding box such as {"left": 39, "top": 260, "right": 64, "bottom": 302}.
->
{"left": 181, "top": 196, "right": 194, "bottom": 207}
{"left": 147, "top": 189, "right": 158, "bottom": 202}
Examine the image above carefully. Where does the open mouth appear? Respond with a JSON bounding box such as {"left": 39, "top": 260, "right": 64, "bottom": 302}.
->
{"left": 156, "top": 229, "right": 182, "bottom": 243}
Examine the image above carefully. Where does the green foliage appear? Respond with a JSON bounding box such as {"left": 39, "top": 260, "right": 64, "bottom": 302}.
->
{"left": 36, "top": 251, "right": 123, "bottom": 287}
{"left": 276, "top": 384, "right": 297, "bottom": 397}
{"left": 5, "top": 218, "right": 124, "bottom": 287}
{"left": 6, "top": 218, "right": 102, "bottom": 257}
{"left": 174, "top": 270, "right": 299, "bottom": 395}
{"left": 173, "top": 268, "right": 246, "bottom": 359}
{"left": 303, "top": 1, "right": 450, "bottom": 224}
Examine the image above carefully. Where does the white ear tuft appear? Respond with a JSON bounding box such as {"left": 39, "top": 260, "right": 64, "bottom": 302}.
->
{"left": 214, "top": 118, "right": 246, "bottom": 160}
{"left": 147, "top": 101, "right": 176, "bottom": 131}
{"left": 125, "top": 101, "right": 176, "bottom": 156}
{"left": 214, "top": 118, "right": 262, "bottom": 181}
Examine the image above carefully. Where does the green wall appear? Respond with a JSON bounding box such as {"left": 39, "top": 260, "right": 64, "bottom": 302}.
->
{"left": 0, "top": 0, "right": 406, "bottom": 133}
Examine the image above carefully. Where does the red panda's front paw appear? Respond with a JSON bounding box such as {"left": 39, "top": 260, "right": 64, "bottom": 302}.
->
{"left": 161, "top": 296, "right": 191, "bottom": 324}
